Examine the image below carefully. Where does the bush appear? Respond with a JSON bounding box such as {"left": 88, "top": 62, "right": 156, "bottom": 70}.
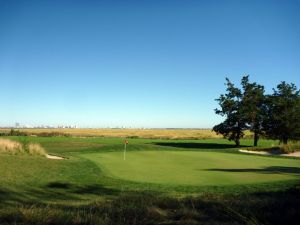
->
{"left": 36, "top": 132, "right": 70, "bottom": 137}
{"left": 8, "top": 129, "right": 29, "bottom": 136}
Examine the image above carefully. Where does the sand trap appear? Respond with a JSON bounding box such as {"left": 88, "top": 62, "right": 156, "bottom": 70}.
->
{"left": 46, "top": 154, "right": 65, "bottom": 160}
{"left": 239, "top": 149, "right": 300, "bottom": 157}
{"left": 239, "top": 149, "right": 271, "bottom": 155}
{"left": 284, "top": 151, "right": 300, "bottom": 157}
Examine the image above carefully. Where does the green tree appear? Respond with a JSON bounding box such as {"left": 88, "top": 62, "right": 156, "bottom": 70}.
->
{"left": 213, "top": 78, "right": 246, "bottom": 147}
{"left": 240, "top": 76, "right": 265, "bottom": 146}
{"left": 263, "top": 82, "right": 300, "bottom": 144}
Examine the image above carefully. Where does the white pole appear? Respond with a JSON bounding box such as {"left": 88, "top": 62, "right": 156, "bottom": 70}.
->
{"left": 124, "top": 143, "right": 126, "bottom": 160}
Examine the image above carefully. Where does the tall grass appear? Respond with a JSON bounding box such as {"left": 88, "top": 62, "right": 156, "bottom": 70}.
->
{"left": 280, "top": 141, "right": 300, "bottom": 153}
{"left": 0, "top": 139, "right": 23, "bottom": 154}
{"left": 246, "top": 141, "right": 300, "bottom": 153}
{"left": 0, "top": 138, "right": 46, "bottom": 156}
{"left": 27, "top": 143, "right": 47, "bottom": 156}
{"left": 0, "top": 128, "right": 222, "bottom": 139}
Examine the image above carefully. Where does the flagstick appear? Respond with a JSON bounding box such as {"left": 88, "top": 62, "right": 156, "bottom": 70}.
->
{"left": 124, "top": 143, "right": 126, "bottom": 160}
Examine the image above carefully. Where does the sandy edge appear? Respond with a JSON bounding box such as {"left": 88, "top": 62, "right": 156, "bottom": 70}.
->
{"left": 239, "top": 149, "right": 300, "bottom": 157}
{"left": 46, "top": 154, "right": 65, "bottom": 160}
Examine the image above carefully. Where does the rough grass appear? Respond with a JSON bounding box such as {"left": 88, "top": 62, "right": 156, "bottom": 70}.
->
{"left": 1, "top": 189, "right": 299, "bottom": 225}
{"left": 280, "top": 141, "right": 300, "bottom": 153}
{"left": 246, "top": 141, "right": 300, "bottom": 154}
{"left": 27, "top": 143, "right": 47, "bottom": 156}
{"left": 0, "top": 138, "right": 46, "bottom": 156}
{"left": 0, "top": 139, "right": 23, "bottom": 154}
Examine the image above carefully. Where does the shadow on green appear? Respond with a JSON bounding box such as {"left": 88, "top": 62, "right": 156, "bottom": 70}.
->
{"left": 0, "top": 182, "right": 120, "bottom": 207}
{"left": 152, "top": 142, "right": 249, "bottom": 149}
{"left": 206, "top": 166, "right": 300, "bottom": 174}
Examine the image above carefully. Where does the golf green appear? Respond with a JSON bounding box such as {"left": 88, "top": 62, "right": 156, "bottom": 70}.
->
{"left": 82, "top": 151, "right": 300, "bottom": 186}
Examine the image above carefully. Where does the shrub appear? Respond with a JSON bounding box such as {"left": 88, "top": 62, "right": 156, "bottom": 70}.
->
{"left": 8, "top": 129, "right": 29, "bottom": 136}
{"left": 36, "top": 132, "right": 70, "bottom": 137}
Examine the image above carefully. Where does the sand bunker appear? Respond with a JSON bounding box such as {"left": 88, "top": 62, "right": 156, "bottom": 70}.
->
{"left": 46, "top": 154, "right": 65, "bottom": 160}
{"left": 239, "top": 149, "right": 300, "bottom": 157}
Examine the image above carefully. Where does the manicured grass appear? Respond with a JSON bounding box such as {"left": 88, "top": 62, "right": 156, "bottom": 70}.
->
{"left": 82, "top": 150, "right": 300, "bottom": 186}
{"left": 0, "top": 137, "right": 296, "bottom": 193}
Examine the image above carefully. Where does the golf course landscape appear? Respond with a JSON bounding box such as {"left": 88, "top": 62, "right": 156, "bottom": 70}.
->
{"left": 2, "top": 1, "right": 300, "bottom": 224}
{"left": 1, "top": 133, "right": 299, "bottom": 224}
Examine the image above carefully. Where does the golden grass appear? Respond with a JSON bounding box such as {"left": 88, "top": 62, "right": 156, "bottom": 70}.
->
{"left": 0, "top": 139, "right": 23, "bottom": 154}
{"left": 0, "top": 128, "right": 222, "bottom": 139}
{"left": 0, "top": 138, "right": 46, "bottom": 155}
{"left": 28, "top": 143, "right": 47, "bottom": 156}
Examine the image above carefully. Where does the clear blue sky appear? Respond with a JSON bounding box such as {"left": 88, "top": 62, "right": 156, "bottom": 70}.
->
{"left": 0, "top": 0, "right": 299, "bottom": 128}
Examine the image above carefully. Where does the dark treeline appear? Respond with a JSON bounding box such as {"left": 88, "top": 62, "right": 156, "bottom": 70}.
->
{"left": 213, "top": 76, "right": 300, "bottom": 147}
{"left": 0, "top": 129, "right": 28, "bottom": 137}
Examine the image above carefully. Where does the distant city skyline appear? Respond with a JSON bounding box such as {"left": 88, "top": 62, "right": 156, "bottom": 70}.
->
{"left": 1, "top": 0, "right": 299, "bottom": 128}
{"left": 2, "top": 122, "right": 212, "bottom": 129}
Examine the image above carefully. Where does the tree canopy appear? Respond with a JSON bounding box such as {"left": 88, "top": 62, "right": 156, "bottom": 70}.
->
{"left": 262, "top": 82, "right": 300, "bottom": 144}
{"left": 240, "top": 76, "right": 265, "bottom": 146}
{"left": 214, "top": 77, "right": 300, "bottom": 146}
{"left": 213, "top": 78, "right": 246, "bottom": 147}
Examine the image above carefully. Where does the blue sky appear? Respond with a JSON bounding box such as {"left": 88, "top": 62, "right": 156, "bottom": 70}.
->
{"left": 0, "top": 0, "right": 299, "bottom": 128}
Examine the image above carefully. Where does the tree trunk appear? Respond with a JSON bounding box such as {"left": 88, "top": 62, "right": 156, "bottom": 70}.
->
{"left": 282, "top": 137, "right": 288, "bottom": 145}
{"left": 254, "top": 132, "right": 259, "bottom": 147}
{"left": 235, "top": 138, "right": 240, "bottom": 147}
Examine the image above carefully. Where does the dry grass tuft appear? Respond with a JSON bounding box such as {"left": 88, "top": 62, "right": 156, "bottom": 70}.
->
{"left": 246, "top": 141, "right": 300, "bottom": 154}
{"left": 0, "top": 138, "right": 24, "bottom": 154}
{"left": 280, "top": 142, "right": 300, "bottom": 153}
{"left": 0, "top": 138, "right": 46, "bottom": 156}
{"left": 28, "top": 143, "right": 47, "bottom": 156}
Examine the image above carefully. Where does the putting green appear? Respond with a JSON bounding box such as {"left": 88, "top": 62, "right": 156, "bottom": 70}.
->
{"left": 82, "top": 151, "right": 300, "bottom": 186}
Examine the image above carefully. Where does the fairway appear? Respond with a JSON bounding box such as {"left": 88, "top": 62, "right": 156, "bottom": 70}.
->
{"left": 82, "top": 150, "right": 300, "bottom": 186}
